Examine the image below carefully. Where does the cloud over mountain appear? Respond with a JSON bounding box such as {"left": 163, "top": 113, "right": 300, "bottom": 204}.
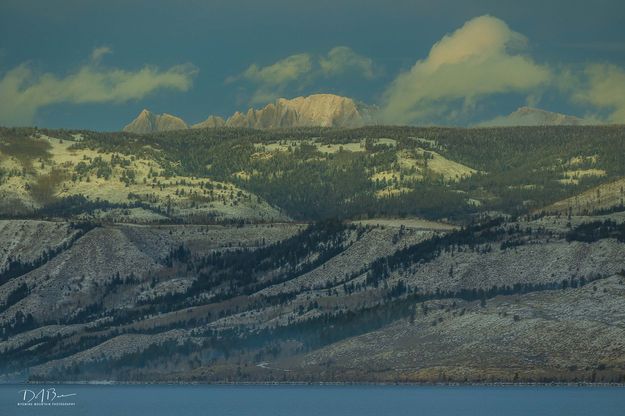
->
{"left": 320, "top": 46, "right": 376, "bottom": 79}
{"left": 231, "top": 53, "right": 313, "bottom": 105}
{"left": 381, "top": 15, "right": 551, "bottom": 124}
{"left": 571, "top": 64, "right": 625, "bottom": 123}
{"left": 0, "top": 48, "right": 198, "bottom": 126}
{"left": 476, "top": 106, "right": 588, "bottom": 127}
{"left": 4, "top": 16, "right": 625, "bottom": 129}
{"left": 228, "top": 46, "right": 377, "bottom": 105}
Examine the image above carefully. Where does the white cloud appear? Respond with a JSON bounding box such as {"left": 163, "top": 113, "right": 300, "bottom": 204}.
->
{"left": 320, "top": 46, "right": 375, "bottom": 79}
{"left": 90, "top": 46, "right": 112, "bottom": 63}
{"left": 381, "top": 15, "right": 551, "bottom": 124}
{"left": 232, "top": 53, "right": 313, "bottom": 104}
{"left": 230, "top": 47, "right": 376, "bottom": 105}
{"left": 0, "top": 48, "right": 198, "bottom": 126}
{"left": 240, "top": 53, "right": 312, "bottom": 87}
{"left": 571, "top": 63, "right": 625, "bottom": 123}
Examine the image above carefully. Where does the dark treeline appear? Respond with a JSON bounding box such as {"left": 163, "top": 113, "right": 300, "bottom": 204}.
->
{"left": 366, "top": 218, "right": 506, "bottom": 286}
{"left": 154, "top": 220, "right": 355, "bottom": 308}
{"left": 28, "top": 270, "right": 603, "bottom": 382}
{"left": 186, "top": 273, "right": 601, "bottom": 364}
{"left": 36, "top": 124, "right": 624, "bottom": 221}
{"left": 35, "top": 195, "right": 164, "bottom": 218}
{"left": 566, "top": 220, "right": 625, "bottom": 243}
{"left": 0, "top": 283, "right": 29, "bottom": 314}
{"left": 1, "top": 330, "right": 110, "bottom": 374}
{"left": 63, "top": 221, "right": 352, "bottom": 327}
{"left": 0, "top": 310, "right": 36, "bottom": 339}
{"left": 41, "top": 217, "right": 553, "bottom": 332}
{"left": 0, "top": 221, "right": 96, "bottom": 287}
{"left": 62, "top": 273, "right": 602, "bottom": 382}
{"left": 265, "top": 275, "right": 597, "bottom": 352}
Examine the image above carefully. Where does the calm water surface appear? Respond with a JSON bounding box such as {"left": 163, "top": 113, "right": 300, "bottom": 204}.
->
{"left": 1, "top": 384, "right": 624, "bottom": 416}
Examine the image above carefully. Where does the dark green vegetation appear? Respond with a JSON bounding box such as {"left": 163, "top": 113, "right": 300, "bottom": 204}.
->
{"left": 2, "top": 125, "right": 625, "bottom": 384}
{"left": 172, "top": 126, "right": 614, "bottom": 219}
{"left": 127, "top": 126, "right": 625, "bottom": 219}
{"left": 567, "top": 220, "right": 625, "bottom": 243}
{"left": 0, "top": 131, "right": 51, "bottom": 171}
{"left": 1, "top": 211, "right": 625, "bottom": 383}
{"left": 2, "top": 124, "right": 621, "bottom": 221}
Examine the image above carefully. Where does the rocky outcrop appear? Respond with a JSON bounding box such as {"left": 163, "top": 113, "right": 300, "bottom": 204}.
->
{"left": 123, "top": 109, "right": 188, "bottom": 134}
{"left": 221, "top": 94, "right": 374, "bottom": 129}
{"left": 478, "top": 106, "right": 588, "bottom": 127}
{"left": 275, "top": 94, "right": 370, "bottom": 127}
{"left": 191, "top": 115, "right": 226, "bottom": 129}
{"left": 124, "top": 102, "right": 594, "bottom": 132}
{"left": 142, "top": 94, "right": 378, "bottom": 131}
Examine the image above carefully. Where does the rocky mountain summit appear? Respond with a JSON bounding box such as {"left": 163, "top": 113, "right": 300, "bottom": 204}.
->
{"left": 191, "top": 115, "right": 226, "bottom": 129}
{"left": 124, "top": 94, "right": 375, "bottom": 133}
{"left": 220, "top": 94, "right": 374, "bottom": 129}
{"left": 124, "top": 99, "right": 593, "bottom": 133}
{"left": 123, "top": 109, "right": 188, "bottom": 134}
{"left": 478, "top": 106, "right": 587, "bottom": 127}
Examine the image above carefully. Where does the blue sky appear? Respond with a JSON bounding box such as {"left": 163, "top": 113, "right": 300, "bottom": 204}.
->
{"left": 1, "top": 0, "right": 624, "bottom": 130}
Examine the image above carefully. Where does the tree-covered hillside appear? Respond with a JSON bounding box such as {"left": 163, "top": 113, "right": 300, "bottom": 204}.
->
{"left": 2, "top": 125, "right": 625, "bottom": 222}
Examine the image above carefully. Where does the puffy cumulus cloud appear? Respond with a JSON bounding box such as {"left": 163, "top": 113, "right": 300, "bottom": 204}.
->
{"left": 381, "top": 15, "right": 551, "bottom": 124}
{"left": 230, "top": 47, "right": 376, "bottom": 105}
{"left": 231, "top": 53, "right": 313, "bottom": 104}
{"left": 240, "top": 53, "right": 312, "bottom": 87}
{"left": 320, "top": 46, "right": 375, "bottom": 79}
{"left": 0, "top": 48, "right": 198, "bottom": 126}
{"left": 571, "top": 64, "right": 625, "bottom": 123}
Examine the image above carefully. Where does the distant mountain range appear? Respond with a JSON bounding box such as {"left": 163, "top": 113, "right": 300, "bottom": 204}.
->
{"left": 477, "top": 106, "right": 588, "bottom": 127}
{"left": 123, "top": 94, "right": 376, "bottom": 133}
{"left": 122, "top": 109, "right": 189, "bottom": 134}
{"left": 123, "top": 95, "right": 592, "bottom": 133}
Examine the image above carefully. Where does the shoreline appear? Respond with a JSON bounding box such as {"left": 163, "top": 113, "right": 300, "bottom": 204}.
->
{"left": 3, "top": 380, "right": 625, "bottom": 387}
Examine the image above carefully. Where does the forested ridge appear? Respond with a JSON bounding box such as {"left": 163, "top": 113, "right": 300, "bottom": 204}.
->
{"left": 2, "top": 126, "right": 625, "bottom": 383}
{"left": 3, "top": 125, "right": 623, "bottom": 222}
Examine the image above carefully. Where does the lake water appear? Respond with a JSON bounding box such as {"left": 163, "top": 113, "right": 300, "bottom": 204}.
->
{"left": 1, "top": 384, "right": 624, "bottom": 415}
